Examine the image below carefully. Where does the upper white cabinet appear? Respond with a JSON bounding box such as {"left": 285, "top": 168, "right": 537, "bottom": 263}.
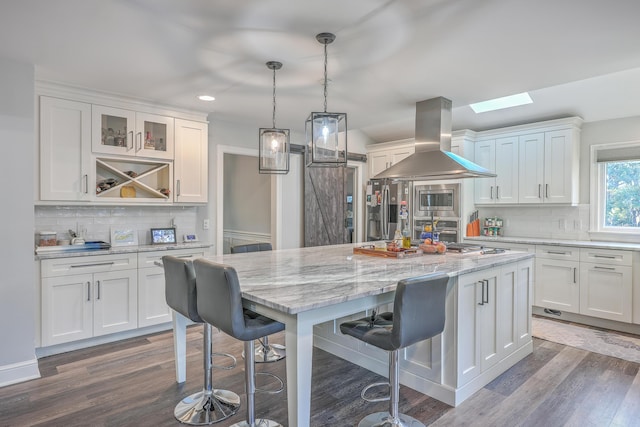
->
{"left": 367, "top": 140, "right": 414, "bottom": 177}
{"left": 174, "top": 119, "right": 208, "bottom": 203}
{"left": 92, "top": 105, "right": 174, "bottom": 160}
{"left": 40, "top": 96, "right": 92, "bottom": 201}
{"left": 518, "top": 128, "right": 579, "bottom": 204}
{"left": 474, "top": 136, "right": 519, "bottom": 204}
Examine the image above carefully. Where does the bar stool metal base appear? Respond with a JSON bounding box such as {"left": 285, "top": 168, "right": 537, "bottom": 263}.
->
{"left": 174, "top": 388, "right": 241, "bottom": 425}
{"left": 357, "top": 411, "right": 425, "bottom": 427}
{"left": 254, "top": 342, "right": 285, "bottom": 363}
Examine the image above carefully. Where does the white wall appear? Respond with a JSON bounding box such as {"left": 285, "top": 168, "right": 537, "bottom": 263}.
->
{"left": 0, "top": 58, "right": 39, "bottom": 386}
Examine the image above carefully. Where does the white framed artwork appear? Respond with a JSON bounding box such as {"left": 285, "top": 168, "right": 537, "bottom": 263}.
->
{"left": 110, "top": 228, "right": 139, "bottom": 247}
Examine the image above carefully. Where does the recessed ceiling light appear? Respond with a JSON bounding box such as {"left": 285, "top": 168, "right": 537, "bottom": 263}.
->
{"left": 469, "top": 92, "right": 533, "bottom": 113}
{"left": 198, "top": 95, "right": 215, "bottom": 101}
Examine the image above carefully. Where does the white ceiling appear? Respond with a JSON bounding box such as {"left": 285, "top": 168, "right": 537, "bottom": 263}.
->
{"left": 2, "top": 0, "right": 640, "bottom": 142}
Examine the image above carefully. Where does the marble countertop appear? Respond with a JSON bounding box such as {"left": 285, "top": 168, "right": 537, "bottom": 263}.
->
{"left": 465, "top": 236, "right": 640, "bottom": 251}
{"left": 203, "top": 243, "right": 533, "bottom": 315}
{"left": 35, "top": 242, "right": 212, "bottom": 260}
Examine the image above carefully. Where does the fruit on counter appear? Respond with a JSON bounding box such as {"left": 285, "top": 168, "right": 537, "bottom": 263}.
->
{"left": 423, "top": 238, "right": 432, "bottom": 244}
{"left": 435, "top": 241, "right": 447, "bottom": 254}
{"left": 419, "top": 241, "right": 447, "bottom": 254}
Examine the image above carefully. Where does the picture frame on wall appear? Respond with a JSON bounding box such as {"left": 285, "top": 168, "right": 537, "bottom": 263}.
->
{"left": 111, "top": 228, "right": 139, "bottom": 247}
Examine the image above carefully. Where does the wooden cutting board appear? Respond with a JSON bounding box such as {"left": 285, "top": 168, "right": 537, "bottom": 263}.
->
{"left": 353, "top": 246, "right": 422, "bottom": 259}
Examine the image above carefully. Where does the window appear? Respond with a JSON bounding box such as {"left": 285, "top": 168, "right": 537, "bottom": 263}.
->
{"left": 591, "top": 142, "right": 640, "bottom": 235}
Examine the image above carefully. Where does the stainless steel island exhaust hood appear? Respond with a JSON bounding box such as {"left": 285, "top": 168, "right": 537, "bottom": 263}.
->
{"left": 374, "top": 97, "right": 496, "bottom": 181}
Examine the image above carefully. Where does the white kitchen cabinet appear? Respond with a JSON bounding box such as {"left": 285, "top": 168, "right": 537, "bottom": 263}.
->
{"left": 534, "top": 246, "right": 580, "bottom": 314}
{"left": 174, "top": 119, "right": 208, "bottom": 203}
{"left": 474, "top": 136, "right": 518, "bottom": 205}
{"left": 137, "top": 248, "right": 208, "bottom": 327}
{"left": 579, "top": 248, "right": 632, "bottom": 323}
{"left": 518, "top": 129, "right": 578, "bottom": 204}
{"left": 367, "top": 140, "right": 414, "bottom": 177}
{"left": 41, "top": 254, "right": 138, "bottom": 346}
{"left": 456, "top": 260, "right": 532, "bottom": 387}
{"left": 40, "top": 96, "right": 92, "bottom": 201}
{"left": 92, "top": 105, "right": 174, "bottom": 160}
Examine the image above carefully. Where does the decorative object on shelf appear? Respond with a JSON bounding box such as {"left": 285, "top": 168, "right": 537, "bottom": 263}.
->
{"left": 120, "top": 186, "right": 136, "bottom": 198}
{"left": 159, "top": 187, "right": 170, "bottom": 197}
{"left": 305, "top": 32, "right": 347, "bottom": 167}
{"left": 151, "top": 227, "right": 177, "bottom": 245}
{"left": 259, "top": 61, "right": 290, "bottom": 174}
{"left": 110, "top": 228, "right": 139, "bottom": 247}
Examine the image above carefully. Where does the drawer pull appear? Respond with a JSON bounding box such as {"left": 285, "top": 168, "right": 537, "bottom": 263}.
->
{"left": 87, "top": 281, "right": 91, "bottom": 301}
{"left": 177, "top": 255, "right": 194, "bottom": 258}
{"left": 573, "top": 267, "right": 577, "bottom": 283}
{"left": 70, "top": 262, "right": 116, "bottom": 268}
{"left": 96, "top": 280, "right": 101, "bottom": 300}
{"left": 593, "top": 255, "right": 616, "bottom": 259}
{"left": 547, "top": 251, "right": 567, "bottom": 255}
{"left": 594, "top": 266, "right": 616, "bottom": 271}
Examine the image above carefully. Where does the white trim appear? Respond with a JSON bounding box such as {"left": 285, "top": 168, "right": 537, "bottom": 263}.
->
{"left": 348, "top": 160, "right": 365, "bottom": 243}
{"left": 0, "top": 358, "right": 40, "bottom": 387}
{"left": 216, "top": 145, "right": 281, "bottom": 255}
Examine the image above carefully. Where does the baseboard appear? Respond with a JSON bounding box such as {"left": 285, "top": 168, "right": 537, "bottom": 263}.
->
{"left": 0, "top": 358, "right": 40, "bottom": 387}
{"left": 533, "top": 306, "right": 640, "bottom": 335}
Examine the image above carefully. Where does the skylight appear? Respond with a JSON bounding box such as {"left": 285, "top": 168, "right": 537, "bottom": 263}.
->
{"left": 469, "top": 92, "right": 533, "bottom": 113}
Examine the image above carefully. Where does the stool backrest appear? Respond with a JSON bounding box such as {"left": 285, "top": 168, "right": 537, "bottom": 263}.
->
{"left": 163, "top": 255, "right": 202, "bottom": 323}
{"left": 391, "top": 273, "right": 449, "bottom": 349}
{"left": 193, "top": 259, "right": 248, "bottom": 340}
{"left": 230, "top": 243, "right": 272, "bottom": 253}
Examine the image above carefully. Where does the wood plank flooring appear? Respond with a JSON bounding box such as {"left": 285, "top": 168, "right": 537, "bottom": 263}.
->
{"left": 1, "top": 326, "right": 639, "bottom": 426}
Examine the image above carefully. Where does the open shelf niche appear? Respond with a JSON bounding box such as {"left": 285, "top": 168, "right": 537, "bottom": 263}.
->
{"left": 95, "top": 157, "right": 172, "bottom": 202}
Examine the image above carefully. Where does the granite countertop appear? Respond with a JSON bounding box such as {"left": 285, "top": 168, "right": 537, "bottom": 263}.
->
{"left": 202, "top": 243, "right": 533, "bottom": 314}
{"left": 35, "top": 242, "right": 213, "bottom": 260}
{"left": 465, "top": 236, "right": 640, "bottom": 251}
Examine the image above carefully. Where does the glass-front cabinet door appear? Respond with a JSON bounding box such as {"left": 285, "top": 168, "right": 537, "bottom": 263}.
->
{"left": 92, "top": 105, "right": 174, "bottom": 160}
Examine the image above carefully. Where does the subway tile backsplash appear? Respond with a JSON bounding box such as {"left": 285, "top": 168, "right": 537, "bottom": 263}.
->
{"left": 477, "top": 204, "right": 591, "bottom": 240}
{"left": 35, "top": 205, "right": 199, "bottom": 245}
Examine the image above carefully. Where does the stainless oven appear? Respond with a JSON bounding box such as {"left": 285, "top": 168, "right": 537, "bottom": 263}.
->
{"left": 413, "top": 183, "right": 460, "bottom": 243}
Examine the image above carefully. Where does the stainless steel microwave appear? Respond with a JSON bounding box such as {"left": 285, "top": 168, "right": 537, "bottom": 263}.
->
{"left": 414, "top": 183, "right": 460, "bottom": 218}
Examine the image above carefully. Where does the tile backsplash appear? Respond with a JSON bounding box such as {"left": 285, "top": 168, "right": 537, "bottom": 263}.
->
{"left": 35, "top": 205, "right": 200, "bottom": 245}
{"left": 477, "top": 204, "right": 591, "bottom": 240}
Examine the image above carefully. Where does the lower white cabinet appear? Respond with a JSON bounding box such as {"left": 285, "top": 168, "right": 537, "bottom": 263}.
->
{"left": 41, "top": 256, "right": 138, "bottom": 346}
{"left": 457, "top": 260, "right": 532, "bottom": 386}
{"left": 579, "top": 262, "right": 632, "bottom": 323}
{"left": 137, "top": 248, "right": 208, "bottom": 327}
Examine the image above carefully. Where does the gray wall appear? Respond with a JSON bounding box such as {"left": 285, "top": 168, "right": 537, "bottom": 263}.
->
{"left": 223, "top": 153, "right": 271, "bottom": 234}
{"left": 0, "top": 58, "right": 39, "bottom": 385}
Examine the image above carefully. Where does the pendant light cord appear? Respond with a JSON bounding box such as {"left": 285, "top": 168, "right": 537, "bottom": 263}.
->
{"left": 323, "top": 41, "right": 328, "bottom": 113}
{"left": 272, "top": 67, "right": 277, "bottom": 129}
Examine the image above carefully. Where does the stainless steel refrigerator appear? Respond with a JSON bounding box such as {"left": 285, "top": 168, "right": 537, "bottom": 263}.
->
{"left": 365, "top": 180, "right": 412, "bottom": 241}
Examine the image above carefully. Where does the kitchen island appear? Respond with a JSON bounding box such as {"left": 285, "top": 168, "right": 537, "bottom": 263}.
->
{"left": 174, "top": 244, "right": 534, "bottom": 427}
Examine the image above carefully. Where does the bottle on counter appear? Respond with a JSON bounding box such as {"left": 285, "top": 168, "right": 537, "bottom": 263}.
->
{"left": 402, "top": 220, "right": 411, "bottom": 249}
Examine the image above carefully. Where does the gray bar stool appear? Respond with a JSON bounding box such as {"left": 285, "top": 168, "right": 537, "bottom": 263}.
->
{"left": 340, "top": 273, "right": 449, "bottom": 427}
{"left": 163, "top": 256, "right": 241, "bottom": 425}
{"left": 230, "top": 243, "right": 286, "bottom": 364}
{"left": 194, "top": 258, "right": 285, "bottom": 427}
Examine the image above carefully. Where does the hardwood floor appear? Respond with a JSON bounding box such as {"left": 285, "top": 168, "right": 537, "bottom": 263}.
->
{"left": 1, "top": 326, "right": 639, "bottom": 426}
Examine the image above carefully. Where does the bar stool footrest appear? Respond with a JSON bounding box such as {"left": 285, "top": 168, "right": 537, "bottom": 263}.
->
{"left": 361, "top": 381, "right": 391, "bottom": 403}
{"left": 255, "top": 372, "right": 285, "bottom": 394}
{"left": 211, "top": 352, "right": 237, "bottom": 370}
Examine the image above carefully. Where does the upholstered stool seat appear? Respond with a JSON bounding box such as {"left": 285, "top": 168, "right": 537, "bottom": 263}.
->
{"left": 163, "top": 256, "right": 240, "bottom": 425}
{"left": 230, "top": 243, "right": 286, "bottom": 363}
{"left": 340, "top": 273, "right": 449, "bottom": 427}
{"left": 194, "top": 258, "right": 285, "bottom": 427}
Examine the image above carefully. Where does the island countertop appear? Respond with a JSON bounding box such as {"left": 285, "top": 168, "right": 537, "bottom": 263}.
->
{"left": 203, "top": 243, "right": 534, "bottom": 315}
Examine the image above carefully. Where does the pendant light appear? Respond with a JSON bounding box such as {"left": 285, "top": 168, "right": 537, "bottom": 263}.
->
{"left": 305, "top": 32, "right": 347, "bottom": 167}
{"left": 259, "top": 61, "right": 290, "bottom": 174}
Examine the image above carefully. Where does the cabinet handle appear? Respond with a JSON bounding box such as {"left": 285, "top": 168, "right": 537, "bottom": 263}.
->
{"left": 177, "top": 255, "right": 194, "bottom": 258}
{"left": 496, "top": 186, "right": 500, "bottom": 200}
{"left": 573, "top": 267, "right": 577, "bottom": 283}
{"left": 83, "top": 174, "right": 88, "bottom": 194}
{"left": 545, "top": 184, "right": 549, "bottom": 198}
{"left": 70, "top": 262, "right": 115, "bottom": 269}
{"left": 594, "top": 254, "right": 616, "bottom": 259}
{"left": 477, "top": 281, "right": 485, "bottom": 306}
{"left": 538, "top": 184, "right": 541, "bottom": 198}
{"left": 176, "top": 179, "right": 181, "bottom": 197}
{"left": 127, "top": 130, "right": 134, "bottom": 151}
{"left": 483, "top": 279, "right": 489, "bottom": 304}
{"left": 594, "top": 266, "right": 616, "bottom": 271}
{"left": 96, "top": 280, "right": 101, "bottom": 300}
{"left": 547, "top": 251, "right": 567, "bottom": 255}
{"left": 87, "top": 281, "right": 91, "bottom": 301}
{"left": 490, "top": 186, "right": 494, "bottom": 200}
{"left": 136, "top": 132, "right": 142, "bottom": 151}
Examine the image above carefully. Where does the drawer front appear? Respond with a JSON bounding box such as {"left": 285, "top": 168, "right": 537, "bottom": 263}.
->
{"left": 42, "top": 253, "right": 137, "bottom": 277}
{"left": 580, "top": 248, "right": 632, "bottom": 266}
{"left": 536, "top": 245, "right": 579, "bottom": 261}
{"left": 138, "top": 248, "right": 208, "bottom": 269}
